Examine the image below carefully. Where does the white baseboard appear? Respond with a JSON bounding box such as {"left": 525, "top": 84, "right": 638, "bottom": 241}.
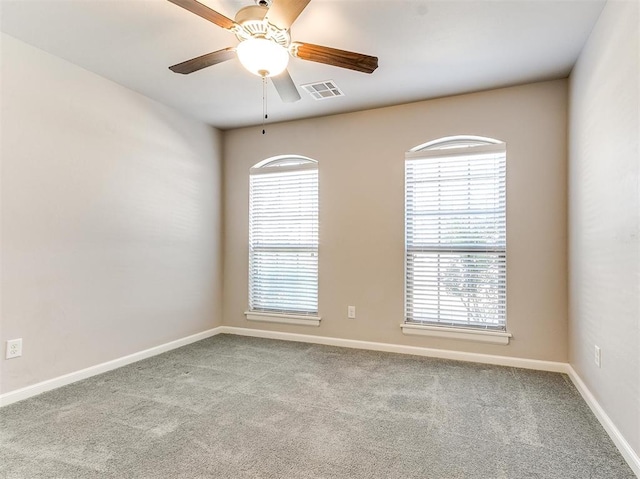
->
{"left": 0, "top": 327, "right": 223, "bottom": 407}
{"left": 566, "top": 366, "right": 640, "bottom": 477}
{"left": 219, "top": 326, "right": 567, "bottom": 372}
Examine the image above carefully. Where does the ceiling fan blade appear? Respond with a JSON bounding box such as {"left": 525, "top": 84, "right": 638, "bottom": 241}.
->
{"left": 272, "top": 70, "right": 301, "bottom": 103}
{"left": 167, "top": 0, "right": 236, "bottom": 30}
{"left": 265, "top": 0, "right": 310, "bottom": 30}
{"left": 169, "top": 47, "right": 236, "bottom": 74}
{"left": 292, "top": 42, "right": 378, "bottom": 74}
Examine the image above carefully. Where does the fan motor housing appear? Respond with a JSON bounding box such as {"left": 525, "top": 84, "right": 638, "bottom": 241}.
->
{"left": 234, "top": 5, "right": 290, "bottom": 47}
{"left": 235, "top": 5, "right": 267, "bottom": 23}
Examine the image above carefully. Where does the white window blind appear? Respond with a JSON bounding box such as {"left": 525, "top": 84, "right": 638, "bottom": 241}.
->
{"left": 249, "top": 157, "right": 318, "bottom": 315}
{"left": 405, "top": 138, "right": 506, "bottom": 331}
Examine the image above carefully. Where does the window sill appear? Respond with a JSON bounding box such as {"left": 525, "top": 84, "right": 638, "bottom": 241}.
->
{"left": 400, "top": 323, "right": 512, "bottom": 345}
{"left": 244, "top": 311, "right": 321, "bottom": 327}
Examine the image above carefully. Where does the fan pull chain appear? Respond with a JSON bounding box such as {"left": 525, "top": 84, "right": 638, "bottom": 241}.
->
{"left": 262, "top": 75, "right": 268, "bottom": 135}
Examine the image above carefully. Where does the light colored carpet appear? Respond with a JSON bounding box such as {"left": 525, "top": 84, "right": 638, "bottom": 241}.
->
{"left": 0, "top": 334, "right": 634, "bottom": 478}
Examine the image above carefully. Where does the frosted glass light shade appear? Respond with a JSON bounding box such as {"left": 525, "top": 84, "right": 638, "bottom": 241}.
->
{"left": 237, "top": 38, "right": 289, "bottom": 77}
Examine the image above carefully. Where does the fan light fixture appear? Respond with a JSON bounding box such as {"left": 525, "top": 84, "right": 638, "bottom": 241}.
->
{"left": 236, "top": 37, "right": 289, "bottom": 77}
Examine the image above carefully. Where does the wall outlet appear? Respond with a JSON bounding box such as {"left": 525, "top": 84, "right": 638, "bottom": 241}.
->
{"left": 594, "top": 345, "right": 601, "bottom": 368}
{"left": 347, "top": 306, "right": 356, "bottom": 319}
{"left": 6, "top": 339, "right": 22, "bottom": 359}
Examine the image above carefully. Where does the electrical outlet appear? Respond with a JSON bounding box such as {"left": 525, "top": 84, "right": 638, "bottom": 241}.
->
{"left": 6, "top": 339, "right": 22, "bottom": 359}
{"left": 347, "top": 306, "right": 356, "bottom": 319}
{"left": 594, "top": 345, "right": 601, "bottom": 368}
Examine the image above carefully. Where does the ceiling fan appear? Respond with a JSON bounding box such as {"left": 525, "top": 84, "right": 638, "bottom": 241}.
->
{"left": 167, "top": 0, "right": 379, "bottom": 103}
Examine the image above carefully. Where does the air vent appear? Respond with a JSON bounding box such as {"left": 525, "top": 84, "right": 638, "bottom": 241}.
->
{"left": 301, "top": 81, "right": 344, "bottom": 100}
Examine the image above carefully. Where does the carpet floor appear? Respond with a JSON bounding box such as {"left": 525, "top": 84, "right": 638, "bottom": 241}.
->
{"left": 0, "top": 334, "right": 635, "bottom": 478}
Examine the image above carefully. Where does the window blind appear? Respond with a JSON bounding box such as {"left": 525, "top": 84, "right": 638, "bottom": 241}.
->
{"left": 405, "top": 142, "right": 506, "bottom": 330}
{"left": 249, "top": 164, "right": 318, "bottom": 315}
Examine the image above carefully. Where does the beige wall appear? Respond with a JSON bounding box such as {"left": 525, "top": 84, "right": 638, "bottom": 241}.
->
{"left": 223, "top": 79, "right": 568, "bottom": 362}
{"left": 568, "top": 0, "right": 639, "bottom": 458}
{"left": 0, "top": 34, "right": 224, "bottom": 394}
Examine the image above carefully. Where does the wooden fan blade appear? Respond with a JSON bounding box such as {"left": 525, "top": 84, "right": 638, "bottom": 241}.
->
{"left": 169, "top": 47, "right": 236, "bottom": 74}
{"left": 167, "top": 0, "right": 236, "bottom": 30}
{"left": 272, "top": 70, "right": 301, "bottom": 103}
{"left": 292, "top": 42, "right": 378, "bottom": 74}
{"left": 265, "top": 0, "right": 310, "bottom": 30}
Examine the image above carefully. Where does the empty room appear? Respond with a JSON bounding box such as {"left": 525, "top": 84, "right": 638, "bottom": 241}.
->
{"left": 0, "top": 0, "right": 638, "bottom": 477}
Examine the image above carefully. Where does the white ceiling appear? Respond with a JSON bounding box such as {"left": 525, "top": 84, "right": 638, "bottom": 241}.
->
{"left": 1, "top": 0, "right": 605, "bottom": 130}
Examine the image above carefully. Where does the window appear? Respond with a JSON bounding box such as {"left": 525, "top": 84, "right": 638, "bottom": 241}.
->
{"left": 246, "top": 155, "right": 319, "bottom": 326}
{"left": 403, "top": 136, "right": 508, "bottom": 342}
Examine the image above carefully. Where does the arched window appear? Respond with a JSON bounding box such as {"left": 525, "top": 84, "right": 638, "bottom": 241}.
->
{"left": 246, "top": 155, "right": 319, "bottom": 324}
{"left": 404, "top": 136, "right": 507, "bottom": 335}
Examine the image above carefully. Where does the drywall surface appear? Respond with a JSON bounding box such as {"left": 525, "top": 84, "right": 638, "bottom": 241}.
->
{"left": 223, "top": 79, "right": 568, "bottom": 362}
{"left": 568, "top": 0, "right": 639, "bottom": 458}
{"left": 0, "top": 34, "right": 223, "bottom": 394}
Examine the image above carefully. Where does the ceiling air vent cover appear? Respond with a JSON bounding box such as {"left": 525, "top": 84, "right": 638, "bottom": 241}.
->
{"left": 301, "top": 80, "right": 344, "bottom": 100}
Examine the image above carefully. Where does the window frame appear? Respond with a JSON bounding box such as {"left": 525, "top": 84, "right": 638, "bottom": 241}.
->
{"left": 402, "top": 136, "right": 511, "bottom": 344}
{"left": 244, "top": 155, "right": 321, "bottom": 326}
